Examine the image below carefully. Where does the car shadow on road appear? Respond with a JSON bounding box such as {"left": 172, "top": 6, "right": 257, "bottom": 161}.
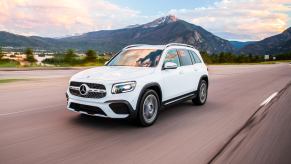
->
{"left": 69, "top": 100, "right": 212, "bottom": 130}
{"left": 158, "top": 100, "right": 206, "bottom": 119}
{"left": 70, "top": 114, "right": 136, "bottom": 130}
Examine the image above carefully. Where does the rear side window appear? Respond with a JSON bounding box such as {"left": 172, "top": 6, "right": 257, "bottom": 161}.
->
{"left": 164, "top": 49, "right": 180, "bottom": 67}
{"left": 177, "top": 49, "right": 193, "bottom": 66}
{"left": 189, "top": 50, "right": 202, "bottom": 63}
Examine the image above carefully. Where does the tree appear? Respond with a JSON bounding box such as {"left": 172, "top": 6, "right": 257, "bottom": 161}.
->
{"left": 24, "top": 48, "right": 36, "bottom": 63}
{"left": 218, "top": 52, "right": 226, "bottom": 63}
{"left": 85, "top": 49, "right": 97, "bottom": 62}
{"left": 200, "top": 51, "right": 212, "bottom": 64}
{"left": 64, "top": 49, "right": 77, "bottom": 62}
{"left": 224, "top": 52, "right": 235, "bottom": 63}
{"left": 0, "top": 47, "right": 3, "bottom": 60}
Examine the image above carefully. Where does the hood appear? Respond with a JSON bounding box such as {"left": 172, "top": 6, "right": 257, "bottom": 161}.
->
{"left": 71, "top": 66, "right": 155, "bottom": 82}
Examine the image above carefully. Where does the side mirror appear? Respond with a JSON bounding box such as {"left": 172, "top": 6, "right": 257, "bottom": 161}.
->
{"left": 163, "top": 62, "right": 178, "bottom": 69}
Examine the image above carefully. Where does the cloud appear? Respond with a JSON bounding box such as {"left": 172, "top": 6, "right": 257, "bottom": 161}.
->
{"left": 168, "top": 0, "right": 291, "bottom": 41}
{"left": 0, "top": 0, "right": 141, "bottom": 37}
{"left": 0, "top": 0, "right": 290, "bottom": 40}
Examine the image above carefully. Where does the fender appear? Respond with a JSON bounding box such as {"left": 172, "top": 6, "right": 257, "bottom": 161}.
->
{"left": 131, "top": 82, "right": 162, "bottom": 119}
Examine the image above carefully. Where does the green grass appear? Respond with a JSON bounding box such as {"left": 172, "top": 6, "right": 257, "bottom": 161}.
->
{"left": 251, "top": 60, "right": 291, "bottom": 64}
{"left": 0, "top": 58, "right": 105, "bottom": 68}
{"left": 0, "top": 79, "right": 28, "bottom": 84}
{"left": 0, "top": 60, "right": 20, "bottom": 67}
{"left": 208, "top": 60, "right": 290, "bottom": 65}
{"left": 45, "top": 61, "right": 105, "bottom": 67}
{"left": 274, "top": 60, "right": 291, "bottom": 63}
{"left": 74, "top": 62, "right": 105, "bottom": 67}
{"left": 42, "top": 56, "right": 107, "bottom": 67}
{"left": 208, "top": 62, "right": 274, "bottom": 65}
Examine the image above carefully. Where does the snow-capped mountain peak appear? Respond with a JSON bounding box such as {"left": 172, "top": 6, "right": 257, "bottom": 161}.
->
{"left": 125, "top": 15, "right": 178, "bottom": 29}
{"left": 142, "top": 15, "right": 178, "bottom": 28}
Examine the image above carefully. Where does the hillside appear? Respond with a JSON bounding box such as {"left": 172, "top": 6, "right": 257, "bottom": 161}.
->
{"left": 239, "top": 27, "right": 291, "bottom": 55}
{"left": 60, "top": 15, "right": 233, "bottom": 53}
{"left": 0, "top": 16, "right": 233, "bottom": 53}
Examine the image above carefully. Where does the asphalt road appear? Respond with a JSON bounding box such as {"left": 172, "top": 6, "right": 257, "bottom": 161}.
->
{"left": 212, "top": 81, "right": 291, "bottom": 164}
{"left": 0, "top": 64, "right": 290, "bottom": 164}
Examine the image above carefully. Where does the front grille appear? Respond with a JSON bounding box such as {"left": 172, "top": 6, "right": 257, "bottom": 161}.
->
{"left": 70, "top": 102, "right": 106, "bottom": 116}
{"left": 70, "top": 81, "right": 105, "bottom": 90}
{"left": 69, "top": 81, "right": 106, "bottom": 99}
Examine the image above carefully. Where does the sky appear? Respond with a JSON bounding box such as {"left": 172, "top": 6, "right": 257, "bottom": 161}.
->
{"left": 0, "top": 0, "right": 290, "bottom": 41}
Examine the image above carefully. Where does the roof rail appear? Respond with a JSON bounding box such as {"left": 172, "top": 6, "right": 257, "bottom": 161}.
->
{"left": 123, "top": 44, "right": 148, "bottom": 50}
{"left": 165, "top": 43, "right": 195, "bottom": 49}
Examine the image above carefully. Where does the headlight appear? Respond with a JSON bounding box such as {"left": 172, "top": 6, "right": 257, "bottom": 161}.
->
{"left": 112, "top": 81, "right": 136, "bottom": 94}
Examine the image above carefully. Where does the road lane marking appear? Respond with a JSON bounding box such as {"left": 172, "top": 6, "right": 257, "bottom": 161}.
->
{"left": 260, "top": 92, "right": 278, "bottom": 107}
{"left": 0, "top": 104, "right": 64, "bottom": 116}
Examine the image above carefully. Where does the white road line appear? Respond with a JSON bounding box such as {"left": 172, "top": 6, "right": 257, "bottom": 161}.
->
{"left": 0, "top": 104, "right": 63, "bottom": 116}
{"left": 260, "top": 92, "right": 278, "bottom": 107}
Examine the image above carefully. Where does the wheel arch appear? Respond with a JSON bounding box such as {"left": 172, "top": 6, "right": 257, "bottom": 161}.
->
{"left": 129, "top": 82, "right": 162, "bottom": 119}
{"left": 200, "top": 75, "right": 209, "bottom": 88}
{"left": 136, "top": 82, "right": 162, "bottom": 108}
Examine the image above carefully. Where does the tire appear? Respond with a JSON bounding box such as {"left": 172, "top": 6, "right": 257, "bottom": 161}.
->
{"left": 136, "top": 89, "right": 160, "bottom": 127}
{"left": 192, "top": 79, "right": 208, "bottom": 105}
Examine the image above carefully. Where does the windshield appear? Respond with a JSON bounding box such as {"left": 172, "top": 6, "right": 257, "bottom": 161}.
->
{"left": 107, "top": 49, "right": 163, "bottom": 67}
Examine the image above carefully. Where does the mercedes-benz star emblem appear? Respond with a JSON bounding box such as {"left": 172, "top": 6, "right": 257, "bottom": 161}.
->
{"left": 79, "top": 84, "right": 89, "bottom": 96}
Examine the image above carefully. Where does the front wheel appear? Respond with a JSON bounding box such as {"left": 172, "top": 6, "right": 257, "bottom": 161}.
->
{"left": 137, "top": 90, "right": 160, "bottom": 127}
{"left": 192, "top": 80, "right": 208, "bottom": 105}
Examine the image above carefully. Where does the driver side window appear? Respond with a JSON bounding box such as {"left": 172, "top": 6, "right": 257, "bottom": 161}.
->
{"left": 164, "top": 49, "right": 180, "bottom": 67}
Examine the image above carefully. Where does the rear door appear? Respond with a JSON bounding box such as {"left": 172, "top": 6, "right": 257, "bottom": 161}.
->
{"left": 189, "top": 50, "right": 203, "bottom": 90}
{"left": 177, "top": 49, "right": 199, "bottom": 93}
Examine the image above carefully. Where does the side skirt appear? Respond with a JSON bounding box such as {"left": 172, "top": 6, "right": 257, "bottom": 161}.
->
{"left": 162, "top": 91, "right": 197, "bottom": 107}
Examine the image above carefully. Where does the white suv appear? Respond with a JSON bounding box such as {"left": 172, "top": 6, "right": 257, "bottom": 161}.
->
{"left": 66, "top": 43, "right": 209, "bottom": 126}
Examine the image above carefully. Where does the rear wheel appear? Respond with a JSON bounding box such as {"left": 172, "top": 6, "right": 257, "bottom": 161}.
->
{"left": 137, "top": 89, "right": 160, "bottom": 127}
{"left": 192, "top": 79, "right": 208, "bottom": 105}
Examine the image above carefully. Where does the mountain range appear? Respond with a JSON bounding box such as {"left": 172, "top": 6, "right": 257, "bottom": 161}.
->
{"left": 238, "top": 27, "right": 291, "bottom": 55}
{"left": 0, "top": 15, "right": 290, "bottom": 55}
{"left": 58, "top": 15, "right": 233, "bottom": 53}
{"left": 229, "top": 41, "right": 254, "bottom": 49}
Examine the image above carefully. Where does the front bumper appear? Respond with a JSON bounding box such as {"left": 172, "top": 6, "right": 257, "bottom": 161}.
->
{"left": 66, "top": 92, "right": 135, "bottom": 119}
